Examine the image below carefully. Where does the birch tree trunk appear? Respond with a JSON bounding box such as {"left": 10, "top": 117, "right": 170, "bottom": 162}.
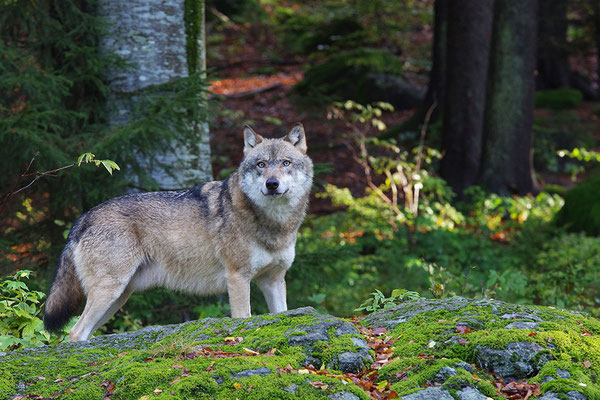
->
{"left": 98, "top": 0, "right": 211, "bottom": 190}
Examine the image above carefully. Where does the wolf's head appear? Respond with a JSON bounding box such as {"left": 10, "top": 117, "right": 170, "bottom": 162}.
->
{"left": 239, "top": 123, "right": 313, "bottom": 213}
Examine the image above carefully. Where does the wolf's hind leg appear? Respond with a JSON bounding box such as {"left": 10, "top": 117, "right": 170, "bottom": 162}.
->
{"left": 68, "top": 285, "right": 130, "bottom": 342}
{"left": 256, "top": 268, "right": 288, "bottom": 314}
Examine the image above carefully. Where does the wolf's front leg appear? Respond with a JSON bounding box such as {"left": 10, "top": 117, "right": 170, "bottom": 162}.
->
{"left": 256, "top": 268, "right": 288, "bottom": 314}
{"left": 226, "top": 271, "right": 251, "bottom": 318}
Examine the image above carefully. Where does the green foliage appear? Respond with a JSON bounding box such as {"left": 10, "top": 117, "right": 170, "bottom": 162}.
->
{"left": 462, "top": 186, "right": 564, "bottom": 232}
{"left": 0, "top": 0, "right": 213, "bottom": 215}
{"left": 76, "top": 152, "right": 120, "bottom": 175}
{"left": 554, "top": 175, "right": 600, "bottom": 236}
{"left": 534, "top": 89, "right": 583, "bottom": 110}
{"left": 532, "top": 111, "right": 595, "bottom": 175}
{"left": 355, "top": 289, "right": 420, "bottom": 314}
{"left": 0, "top": 270, "right": 67, "bottom": 350}
{"left": 528, "top": 233, "right": 600, "bottom": 314}
{"left": 293, "top": 48, "right": 405, "bottom": 106}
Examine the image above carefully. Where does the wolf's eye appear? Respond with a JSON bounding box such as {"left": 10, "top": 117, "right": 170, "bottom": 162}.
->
{"left": 282, "top": 160, "right": 291, "bottom": 167}
{"left": 257, "top": 161, "right": 266, "bottom": 168}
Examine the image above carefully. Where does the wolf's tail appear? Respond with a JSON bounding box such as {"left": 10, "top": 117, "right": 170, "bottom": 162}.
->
{"left": 43, "top": 246, "right": 85, "bottom": 332}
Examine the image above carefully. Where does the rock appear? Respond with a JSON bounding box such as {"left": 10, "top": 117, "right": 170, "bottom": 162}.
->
{"left": 475, "top": 342, "right": 552, "bottom": 379}
{"left": 566, "top": 391, "right": 587, "bottom": 400}
{"left": 457, "top": 387, "right": 489, "bottom": 400}
{"left": 557, "top": 369, "right": 571, "bottom": 378}
{"left": 283, "top": 383, "right": 298, "bottom": 394}
{"left": 230, "top": 367, "right": 271, "bottom": 379}
{"left": 328, "top": 351, "right": 371, "bottom": 374}
{"left": 328, "top": 391, "right": 361, "bottom": 400}
{"left": 3, "top": 298, "right": 599, "bottom": 400}
{"left": 504, "top": 321, "right": 539, "bottom": 330}
{"left": 401, "top": 387, "right": 454, "bottom": 400}
{"left": 433, "top": 366, "right": 457, "bottom": 383}
{"left": 454, "top": 361, "right": 474, "bottom": 374}
{"left": 538, "top": 392, "right": 587, "bottom": 400}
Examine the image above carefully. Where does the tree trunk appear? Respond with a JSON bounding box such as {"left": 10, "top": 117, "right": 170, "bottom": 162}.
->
{"left": 480, "top": 0, "right": 539, "bottom": 195}
{"left": 440, "top": 0, "right": 494, "bottom": 199}
{"left": 536, "top": 0, "right": 569, "bottom": 89}
{"left": 98, "top": 0, "right": 211, "bottom": 190}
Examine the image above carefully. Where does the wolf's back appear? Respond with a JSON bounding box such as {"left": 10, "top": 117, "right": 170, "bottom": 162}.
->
{"left": 43, "top": 244, "right": 84, "bottom": 332}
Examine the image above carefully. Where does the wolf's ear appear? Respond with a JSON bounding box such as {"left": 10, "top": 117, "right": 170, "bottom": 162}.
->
{"left": 243, "top": 125, "right": 263, "bottom": 154}
{"left": 285, "top": 123, "right": 307, "bottom": 153}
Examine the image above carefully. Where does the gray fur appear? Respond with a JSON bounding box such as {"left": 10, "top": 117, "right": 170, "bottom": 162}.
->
{"left": 43, "top": 124, "right": 313, "bottom": 341}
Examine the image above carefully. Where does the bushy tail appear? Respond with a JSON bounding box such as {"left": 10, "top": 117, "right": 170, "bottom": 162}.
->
{"left": 43, "top": 246, "right": 84, "bottom": 332}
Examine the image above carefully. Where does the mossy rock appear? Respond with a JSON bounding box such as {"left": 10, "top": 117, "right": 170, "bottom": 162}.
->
{"left": 3, "top": 299, "right": 600, "bottom": 399}
{"left": 293, "top": 47, "right": 424, "bottom": 109}
{"left": 554, "top": 175, "right": 600, "bottom": 236}
{"left": 535, "top": 89, "right": 583, "bottom": 110}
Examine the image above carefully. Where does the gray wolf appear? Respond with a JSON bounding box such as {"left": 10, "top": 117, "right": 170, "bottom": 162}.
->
{"left": 43, "top": 124, "right": 313, "bottom": 341}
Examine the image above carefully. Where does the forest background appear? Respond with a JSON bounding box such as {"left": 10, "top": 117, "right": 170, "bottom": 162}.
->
{"left": 1, "top": 0, "right": 600, "bottom": 349}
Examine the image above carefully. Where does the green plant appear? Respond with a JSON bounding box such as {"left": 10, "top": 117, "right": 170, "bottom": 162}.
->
{"left": 323, "top": 101, "right": 461, "bottom": 237}
{"left": 0, "top": 270, "right": 67, "bottom": 350}
{"left": 354, "top": 288, "right": 420, "bottom": 314}
{"left": 557, "top": 147, "right": 600, "bottom": 180}
{"left": 528, "top": 233, "right": 600, "bottom": 315}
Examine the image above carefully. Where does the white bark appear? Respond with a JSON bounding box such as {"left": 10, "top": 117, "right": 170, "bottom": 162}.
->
{"left": 98, "top": 0, "right": 212, "bottom": 189}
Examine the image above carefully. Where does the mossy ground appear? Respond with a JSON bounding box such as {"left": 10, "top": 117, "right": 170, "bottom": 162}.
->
{"left": 364, "top": 299, "right": 600, "bottom": 399}
{"left": 3, "top": 300, "right": 600, "bottom": 399}
{"left": 1, "top": 310, "right": 368, "bottom": 400}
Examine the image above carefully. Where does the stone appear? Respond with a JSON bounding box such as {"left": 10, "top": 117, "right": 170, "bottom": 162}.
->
{"left": 504, "top": 321, "right": 539, "bottom": 330}
{"left": 500, "top": 312, "right": 544, "bottom": 322}
{"left": 230, "top": 367, "right": 271, "bottom": 379}
{"left": 328, "top": 392, "right": 361, "bottom": 400}
{"left": 454, "top": 361, "right": 474, "bottom": 374}
{"left": 475, "top": 342, "right": 552, "bottom": 379}
{"left": 329, "top": 351, "right": 371, "bottom": 374}
{"left": 433, "top": 367, "right": 457, "bottom": 383}
{"left": 457, "top": 387, "right": 489, "bottom": 400}
{"left": 283, "top": 383, "right": 298, "bottom": 394}
{"left": 401, "top": 387, "right": 454, "bottom": 400}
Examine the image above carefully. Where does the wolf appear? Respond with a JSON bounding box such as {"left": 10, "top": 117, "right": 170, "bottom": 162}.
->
{"left": 43, "top": 124, "right": 313, "bottom": 342}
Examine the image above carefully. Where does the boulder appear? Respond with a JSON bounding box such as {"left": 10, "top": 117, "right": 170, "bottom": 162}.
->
{"left": 2, "top": 298, "right": 598, "bottom": 399}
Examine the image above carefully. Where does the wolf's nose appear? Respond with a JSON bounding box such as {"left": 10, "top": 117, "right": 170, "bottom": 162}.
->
{"left": 266, "top": 178, "right": 279, "bottom": 191}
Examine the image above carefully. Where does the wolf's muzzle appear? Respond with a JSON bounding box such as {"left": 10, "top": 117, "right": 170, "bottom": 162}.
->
{"left": 266, "top": 178, "right": 279, "bottom": 193}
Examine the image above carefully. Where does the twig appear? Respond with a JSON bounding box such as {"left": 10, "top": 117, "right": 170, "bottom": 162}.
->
{"left": 0, "top": 152, "right": 40, "bottom": 215}
{"left": 0, "top": 154, "right": 82, "bottom": 215}
{"left": 414, "top": 100, "right": 438, "bottom": 173}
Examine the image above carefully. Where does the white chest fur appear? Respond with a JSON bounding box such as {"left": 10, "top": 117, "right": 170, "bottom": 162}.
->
{"left": 249, "top": 242, "right": 296, "bottom": 276}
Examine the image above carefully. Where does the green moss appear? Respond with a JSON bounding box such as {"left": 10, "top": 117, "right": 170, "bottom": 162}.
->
{"left": 535, "top": 89, "right": 584, "bottom": 110}
{"left": 0, "top": 371, "right": 15, "bottom": 399}
{"left": 184, "top": 0, "right": 204, "bottom": 74}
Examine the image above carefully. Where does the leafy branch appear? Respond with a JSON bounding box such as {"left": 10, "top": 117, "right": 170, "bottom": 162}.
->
{"left": 0, "top": 152, "right": 119, "bottom": 215}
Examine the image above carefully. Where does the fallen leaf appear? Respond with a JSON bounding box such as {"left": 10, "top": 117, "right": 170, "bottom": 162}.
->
{"left": 456, "top": 325, "right": 474, "bottom": 334}
{"left": 583, "top": 360, "right": 592, "bottom": 368}
{"left": 233, "top": 382, "right": 243, "bottom": 389}
{"left": 243, "top": 347, "right": 259, "bottom": 356}
{"left": 309, "top": 381, "right": 329, "bottom": 390}
{"left": 153, "top": 389, "right": 163, "bottom": 394}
